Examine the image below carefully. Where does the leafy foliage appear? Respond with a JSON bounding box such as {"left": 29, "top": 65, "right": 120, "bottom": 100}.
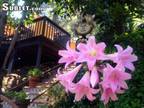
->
{"left": 28, "top": 68, "right": 42, "bottom": 77}
{"left": 113, "top": 29, "right": 144, "bottom": 57}
{"left": 52, "top": 0, "right": 144, "bottom": 34}
{"left": 3, "top": 0, "right": 144, "bottom": 34}
{"left": 4, "top": 91, "right": 27, "bottom": 102}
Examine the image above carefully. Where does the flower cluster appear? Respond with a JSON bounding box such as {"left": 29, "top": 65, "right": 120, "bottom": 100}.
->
{"left": 57, "top": 36, "right": 137, "bottom": 104}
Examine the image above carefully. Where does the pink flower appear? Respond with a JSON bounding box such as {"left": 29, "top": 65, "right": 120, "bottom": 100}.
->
{"left": 101, "top": 86, "right": 118, "bottom": 104}
{"left": 102, "top": 64, "right": 131, "bottom": 92}
{"left": 101, "top": 84, "right": 125, "bottom": 104}
{"left": 70, "top": 72, "right": 99, "bottom": 101}
{"left": 90, "top": 67, "right": 99, "bottom": 88}
{"left": 58, "top": 41, "right": 79, "bottom": 68}
{"left": 57, "top": 64, "right": 82, "bottom": 92}
{"left": 107, "top": 45, "right": 138, "bottom": 71}
{"left": 77, "top": 36, "right": 106, "bottom": 70}
{"left": 57, "top": 36, "right": 137, "bottom": 104}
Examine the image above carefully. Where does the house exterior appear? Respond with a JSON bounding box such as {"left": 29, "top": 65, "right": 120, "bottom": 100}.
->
{"left": 0, "top": 16, "right": 70, "bottom": 72}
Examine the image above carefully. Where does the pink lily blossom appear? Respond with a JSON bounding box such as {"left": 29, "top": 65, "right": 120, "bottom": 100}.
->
{"left": 101, "top": 86, "right": 118, "bottom": 104}
{"left": 77, "top": 36, "right": 106, "bottom": 70}
{"left": 57, "top": 64, "right": 82, "bottom": 92}
{"left": 58, "top": 41, "right": 79, "bottom": 68}
{"left": 57, "top": 35, "right": 137, "bottom": 104}
{"left": 70, "top": 72, "right": 99, "bottom": 101}
{"left": 90, "top": 67, "right": 99, "bottom": 88}
{"left": 102, "top": 64, "right": 131, "bottom": 92}
{"left": 107, "top": 45, "right": 138, "bottom": 71}
{"left": 101, "top": 83, "right": 125, "bottom": 104}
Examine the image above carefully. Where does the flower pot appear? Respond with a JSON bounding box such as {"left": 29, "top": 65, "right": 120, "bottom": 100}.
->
{"left": 29, "top": 77, "right": 40, "bottom": 87}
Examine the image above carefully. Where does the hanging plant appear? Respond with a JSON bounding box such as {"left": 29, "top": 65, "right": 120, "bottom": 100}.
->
{"left": 57, "top": 36, "right": 138, "bottom": 106}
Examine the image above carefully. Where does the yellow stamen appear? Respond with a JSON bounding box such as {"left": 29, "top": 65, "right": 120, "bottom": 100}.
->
{"left": 89, "top": 50, "right": 97, "bottom": 56}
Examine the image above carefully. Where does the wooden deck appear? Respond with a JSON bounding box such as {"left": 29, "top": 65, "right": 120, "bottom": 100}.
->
{"left": 0, "top": 16, "right": 70, "bottom": 69}
{"left": 1, "top": 16, "right": 70, "bottom": 48}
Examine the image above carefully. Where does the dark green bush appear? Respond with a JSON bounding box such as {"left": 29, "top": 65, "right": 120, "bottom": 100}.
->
{"left": 4, "top": 91, "right": 27, "bottom": 102}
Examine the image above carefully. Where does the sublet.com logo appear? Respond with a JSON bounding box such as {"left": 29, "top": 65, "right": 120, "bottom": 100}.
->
{"left": 2, "top": 3, "right": 46, "bottom": 11}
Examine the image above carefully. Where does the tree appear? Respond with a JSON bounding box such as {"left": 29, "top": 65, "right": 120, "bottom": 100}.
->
{"left": 2, "top": 0, "right": 144, "bottom": 40}
{"left": 44, "top": 0, "right": 144, "bottom": 45}
{"left": 14, "top": 0, "right": 143, "bottom": 43}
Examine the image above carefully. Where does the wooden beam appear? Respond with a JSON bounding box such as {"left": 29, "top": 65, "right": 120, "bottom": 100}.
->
{"left": 7, "top": 56, "right": 14, "bottom": 73}
{"left": 0, "top": 1, "right": 7, "bottom": 37}
{"left": 36, "top": 44, "right": 42, "bottom": 67}
{"left": 42, "top": 18, "right": 46, "bottom": 36}
{"left": 7, "top": 49, "right": 17, "bottom": 73}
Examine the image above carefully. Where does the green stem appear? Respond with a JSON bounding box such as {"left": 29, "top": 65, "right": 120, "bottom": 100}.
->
{"left": 104, "top": 104, "right": 108, "bottom": 108}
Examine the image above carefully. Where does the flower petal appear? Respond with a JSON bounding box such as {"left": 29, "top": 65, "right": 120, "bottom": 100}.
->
{"left": 120, "top": 81, "right": 128, "bottom": 89}
{"left": 87, "top": 36, "right": 96, "bottom": 47}
{"left": 66, "top": 41, "right": 70, "bottom": 50}
{"left": 110, "top": 93, "right": 118, "bottom": 101}
{"left": 86, "top": 92, "right": 96, "bottom": 101}
{"left": 58, "top": 58, "right": 67, "bottom": 63}
{"left": 87, "top": 59, "right": 96, "bottom": 70}
{"left": 121, "top": 72, "right": 131, "bottom": 80}
{"left": 74, "top": 91, "right": 84, "bottom": 101}
{"left": 115, "top": 44, "right": 123, "bottom": 52}
{"left": 130, "top": 54, "right": 138, "bottom": 62}
{"left": 77, "top": 43, "right": 87, "bottom": 52}
{"left": 58, "top": 50, "right": 69, "bottom": 57}
{"left": 122, "top": 46, "right": 133, "bottom": 54}
{"left": 90, "top": 68, "right": 99, "bottom": 87}
{"left": 96, "top": 42, "right": 106, "bottom": 52}
{"left": 125, "top": 63, "right": 135, "bottom": 71}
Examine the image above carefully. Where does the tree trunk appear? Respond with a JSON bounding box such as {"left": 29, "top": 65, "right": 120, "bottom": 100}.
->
{"left": 53, "top": 13, "right": 59, "bottom": 24}
{"left": 2, "top": 26, "right": 20, "bottom": 69}
{"left": 0, "top": 5, "right": 7, "bottom": 37}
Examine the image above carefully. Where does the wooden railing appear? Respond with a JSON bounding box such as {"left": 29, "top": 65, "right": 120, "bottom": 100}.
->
{"left": 28, "top": 16, "right": 70, "bottom": 40}
{"left": 1, "top": 16, "right": 70, "bottom": 46}
{"left": 4, "top": 24, "right": 15, "bottom": 37}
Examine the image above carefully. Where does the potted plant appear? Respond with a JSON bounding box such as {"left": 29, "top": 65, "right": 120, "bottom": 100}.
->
{"left": 28, "top": 68, "right": 42, "bottom": 87}
{"left": 4, "top": 91, "right": 29, "bottom": 108}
